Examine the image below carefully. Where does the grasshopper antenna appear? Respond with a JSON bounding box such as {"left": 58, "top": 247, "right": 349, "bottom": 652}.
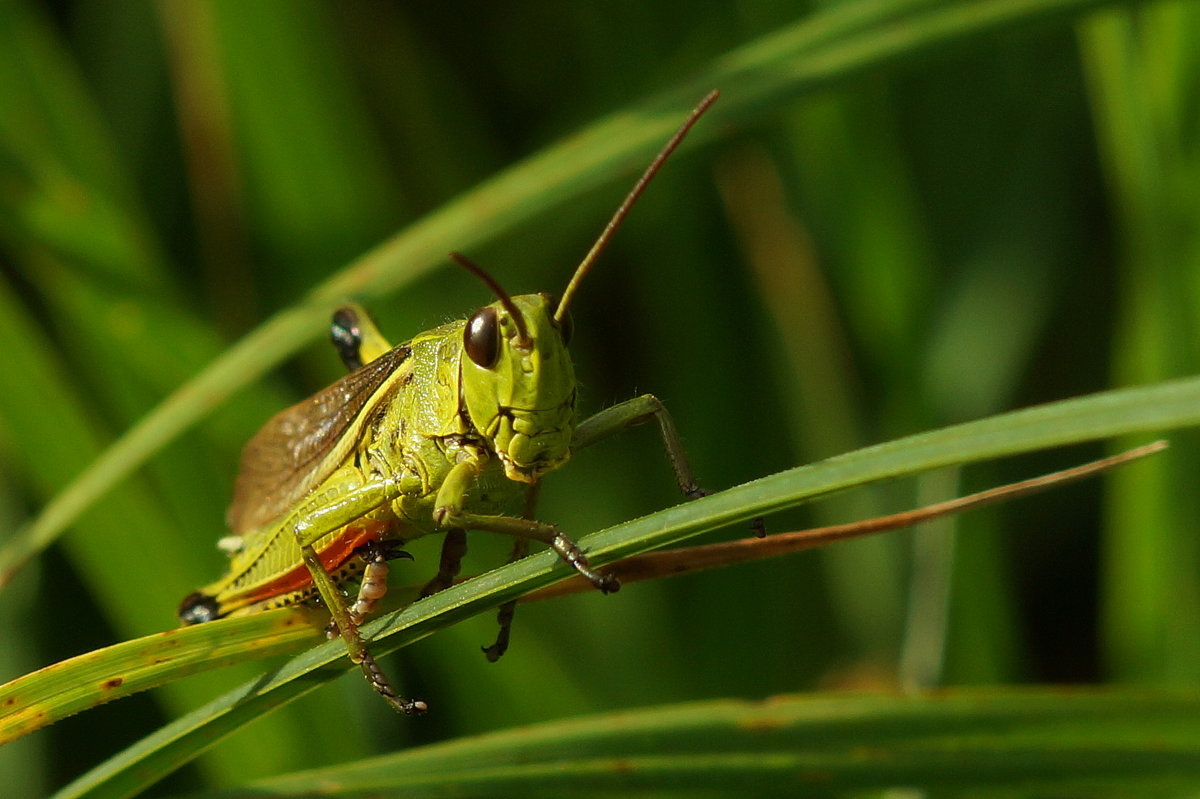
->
{"left": 450, "top": 251, "right": 532, "bottom": 347}
{"left": 555, "top": 90, "right": 719, "bottom": 324}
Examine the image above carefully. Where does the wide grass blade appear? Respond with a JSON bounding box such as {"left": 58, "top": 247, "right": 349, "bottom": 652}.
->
{"left": 204, "top": 689, "right": 1200, "bottom": 796}
{"left": 41, "top": 373, "right": 1200, "bottom": 798}
{"left": 0, "top": 440, "right": 1161, "bottom": 746}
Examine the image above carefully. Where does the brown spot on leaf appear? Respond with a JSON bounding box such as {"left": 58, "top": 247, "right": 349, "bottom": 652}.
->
{"left": 738, "top": 715, "right": 784, "bottom": 733}
{"left": 101, "top": 677, "right": 124, "bottom": 690}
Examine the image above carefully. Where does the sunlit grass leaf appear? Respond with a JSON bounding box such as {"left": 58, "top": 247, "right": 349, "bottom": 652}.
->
{"left": 2, "top": 439, "right": 1162, "bottom": 745}
{"left": 44, "top": 374, "right": 1200, "bottom": 798}
{"left": 210, "top": 689, "right": 1200, "bottom": 796}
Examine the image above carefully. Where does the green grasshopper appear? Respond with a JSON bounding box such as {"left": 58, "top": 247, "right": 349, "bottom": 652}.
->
{"left": 179, "top": 92, "right": 720, "bottom": 714}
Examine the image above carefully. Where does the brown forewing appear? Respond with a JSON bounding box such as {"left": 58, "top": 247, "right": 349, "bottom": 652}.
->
{"left": 226, "top": 346, "right": 411, "bottom": 534}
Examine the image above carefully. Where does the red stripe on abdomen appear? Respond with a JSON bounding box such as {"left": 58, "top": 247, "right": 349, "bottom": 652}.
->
{"left": 241, "top": 520, "right": 392, "bottom": 605}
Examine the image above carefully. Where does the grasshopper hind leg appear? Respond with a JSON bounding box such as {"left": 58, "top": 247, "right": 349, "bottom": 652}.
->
{"left": 357, "top": 652, "right": 427, "bottom": 715}
{"left": 330, "top": 304, "right": 394, "bottom": 371}
{"left": 317, "top": 540, "right": 426, "bottom": 714}
{"left": 310, "top": 556, "right": 427, "bottom": 715}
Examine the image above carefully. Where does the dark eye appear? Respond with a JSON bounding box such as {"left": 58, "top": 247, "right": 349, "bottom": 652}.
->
{"left": 330, "top": 307, "right": 364, "bottom": 371}
{"left": 464, "top": 307, "right": 500, "bottom": 368}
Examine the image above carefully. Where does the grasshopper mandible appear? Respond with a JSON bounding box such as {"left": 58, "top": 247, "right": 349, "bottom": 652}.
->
{"left": 179, "top": 91, "right": 720, "bottom": 714}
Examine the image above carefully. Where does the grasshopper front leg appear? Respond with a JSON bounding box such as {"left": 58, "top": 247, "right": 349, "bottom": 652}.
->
{"left": 573, "top": 394, "right": 765, "bottom": 536}
{"left": 573, "top": 394, "right": 705, "bottom": 496}
{"left": 433, "top": 451, "right": 618, "bottom": 593}
{"left": 289, "top": 476, "right": 427, "bottom": 714}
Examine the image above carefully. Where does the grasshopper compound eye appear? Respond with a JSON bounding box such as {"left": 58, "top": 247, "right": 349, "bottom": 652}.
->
{"left": 464, "top": 306, "right": 501, "bottom": 368}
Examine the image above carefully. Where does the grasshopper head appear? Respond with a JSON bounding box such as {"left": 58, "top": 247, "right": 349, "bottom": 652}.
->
{"left": 449, "top": 90, "right": 720, "bottom": 482}
{"left": 460, "top": 290, "right": 576, "bottom": 483}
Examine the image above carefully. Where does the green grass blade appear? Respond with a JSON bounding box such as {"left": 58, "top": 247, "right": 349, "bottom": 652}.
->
{"left": 209, "top": 689, "right": 1200, "bottom": 796}
{"left": 0, "top": 0, "right": 1130, "bottom": 590}
{"left": 0, "top": 609, "right": 325, "bottom": 745}
{"left": 2, "top": 441, "right": 1161, "bottom": 749}
{"left": 35, "top": 373, "right": 1200, "bottom": 797}
{"left": 0, "top": 0, "right": 410, "bottom": 781}
{"left": 1080, "top": 2, "right": 1200, "bottom": 684}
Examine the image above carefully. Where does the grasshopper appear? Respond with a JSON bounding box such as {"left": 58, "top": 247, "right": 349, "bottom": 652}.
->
{"left": 179, "top": 92, "right": 720, "bottom": 714}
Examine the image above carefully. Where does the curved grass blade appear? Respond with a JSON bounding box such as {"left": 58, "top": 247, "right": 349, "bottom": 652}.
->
{"left": 530, "top": 441, "right": 1167, "bottom": 600}
{"left": 207, "top": 689, "right": 1200, "bottom": 796}
{"left": 0, "top": 609, "right": 324, "bottom": 745}
{"left": 3, "top": 439, "right": 1161, "bottom": 745}
{"left": 0, "top": 0, "right": 1128, "bottom": 588}
{"left": 47, "top": 373, "right": 1200, "bottom": 798}
{"left": 0, "top": 0, "right": 370, "bottom": 781}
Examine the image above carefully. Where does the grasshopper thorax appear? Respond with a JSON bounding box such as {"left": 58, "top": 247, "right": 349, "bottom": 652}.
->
{"left": 461, "top": 291, "right": 576, "bottom": 483}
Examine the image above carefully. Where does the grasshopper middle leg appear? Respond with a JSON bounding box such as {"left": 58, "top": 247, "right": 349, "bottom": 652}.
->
{"left": 481, "top": 538, "right": 528, "bottom": 662}
{"left": 419, "top": 528, "right": 468, "bottom": 598}
{"left": 481, "top": 483, "right": 538, "bottom": 662}
{"left": 433, "top": 453, "right": 618, "bottom": 592}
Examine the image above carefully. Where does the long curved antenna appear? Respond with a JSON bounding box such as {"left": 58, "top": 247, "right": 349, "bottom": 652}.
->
{"left": 450, "top": 251, "right": 532, "bottom": 347}
{"left": 555, "top": 90, "right": 719, "bottom": 324}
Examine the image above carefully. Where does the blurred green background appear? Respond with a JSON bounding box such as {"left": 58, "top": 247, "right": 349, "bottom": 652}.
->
{"left": 1, "top": 0, "right": 1198, "bottom": 795}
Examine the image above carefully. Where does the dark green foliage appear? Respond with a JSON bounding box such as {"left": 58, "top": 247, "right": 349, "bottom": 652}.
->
{"left": 1, "top": 0, "right": 1197, "bottom": 795}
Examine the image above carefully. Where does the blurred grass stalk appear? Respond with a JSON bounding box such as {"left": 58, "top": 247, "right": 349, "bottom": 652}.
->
{"left": 1080, "top": 1, "right": 1200, "bottom": 683}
